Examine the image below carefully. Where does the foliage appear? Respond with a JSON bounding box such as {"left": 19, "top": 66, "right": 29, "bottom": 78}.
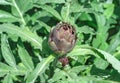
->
{"left": 0, "top": 0, "right": 120, "bottom": 83}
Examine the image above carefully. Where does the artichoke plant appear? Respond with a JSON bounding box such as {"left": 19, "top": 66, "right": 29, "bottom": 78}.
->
{"left": 48, "top": 22, "right": 77, "bottom": 55}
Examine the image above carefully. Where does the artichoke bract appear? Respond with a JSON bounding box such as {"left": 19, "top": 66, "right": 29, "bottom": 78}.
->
{"left": 48, "top": 22, "right": 77, "bottom": 55}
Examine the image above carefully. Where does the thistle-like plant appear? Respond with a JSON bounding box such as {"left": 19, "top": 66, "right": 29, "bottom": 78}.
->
{"left": 48, "top": 22, "right": 77, "bottom": 56}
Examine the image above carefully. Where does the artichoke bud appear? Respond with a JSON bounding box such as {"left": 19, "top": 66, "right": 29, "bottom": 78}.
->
{"left": 48, "top": 22, "right": 77, "bottom": 55}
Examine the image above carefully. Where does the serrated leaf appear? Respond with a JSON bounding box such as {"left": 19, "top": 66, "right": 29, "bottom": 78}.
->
{"left": 94, "top": 80, "right": 119, "bottom": 83}
{"left": 1, "top": 34, "right": 16, "bottom": 68}
{"left": 49, "top": 68, "right": 77, "bottom": 83}
{"left": 0, "top": 63, "right": 25, "bottom": 77}
{"left": 70, "top": 46, "right": 120, "bottom": 73}
{"left": 61, "top": 3, "right": 70, "bottom": 22}
{"left": 79, "top": 12, "right": 92, "bottom": 21}
{"left": 104, "top": 3, "right": 114, "bottom": 19}
{"left": 0, "top": 10, "right": 19, "bottom": 22}
{"left": 77, "top": 76, "right": 118, "bottom": 83}
{"left": 67, "top": 45, "right": 101, "bottom": 59}
{"left": 3, "top": 74, "right": 13, "bottom": 83}
{"left": 13, "top": 0, "right": 33, "bottom": 14}
{"left": 0, "top": 0, "right": 11, "bottom": 5}
{"left": 31, "top": 11, "right": 52, "bottom": 22}
{"left": 91, "top": 3, "right": 104, "bottom": 13}
{"left": 12, "top": 63, "right": 28, "bottom": 76}
{"left": 0, "top": 24, "right": 42, "bottom": 50}
{"left": 70, "top": 0, "right": 82, "bottom": 13}
{"left": 95, "top": 14, "right": 106, "bottom": 28}
{"left": 48, "top": 68, "right": 65, "bottom": 83}
{"left": 11, "top": 0, "right": 31, "bottom": 25}
{"left": 17, "top": 40, "right": 34, "bottom": 71}
{"left": 93, "top": 14, "right": 109, "bottom": 50}
{"left": 94, "top": 58, "right": 109, "bottom": 69}
{"left": 11, "top": 5, "right": 19, "bottom": 17}
{"left": 0, "top": 63, "right": 12, "bottom": 77}
{"left": 10, "top": 68, "right": 27, "bottom": 76}
{"left": 97, "top": 49, "right": 120, "bottom": 73}
{"left": 38, "top": 5, "right": 62, "bottom": 20}
{"left": 37, "top": 20, "right": 51, "bottom": 32}
{"left": 69, "top": 65, "right": 89, "bottom": 74}
{"left": 37, "top": 0, "right": 65, "bottom": 4}
{"left": 26, "top": 55, "right": 55, "bottom": 83}
{"left": 107, "top": 32, "right": 120, "bottom": 53}
{"left": 77, "top": 26, "right": 95, "bottom": 34}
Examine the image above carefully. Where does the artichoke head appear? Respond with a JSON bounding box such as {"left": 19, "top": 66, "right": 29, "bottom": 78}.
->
{"left": 48, "top": 22, "right": 77, "bottom": 55}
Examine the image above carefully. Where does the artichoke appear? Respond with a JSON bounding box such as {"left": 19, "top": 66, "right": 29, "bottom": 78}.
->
{"left": 59, "top": 57, "right": 69, "bottom": 66}
{"left": 48, "top": 22, "right": 77, "bottom": 55}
